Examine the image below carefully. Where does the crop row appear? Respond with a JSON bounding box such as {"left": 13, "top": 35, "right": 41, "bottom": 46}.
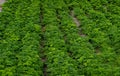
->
{"left": 87, "top": 0, "right": 120, "bottom": 67}
{"left": 41, "top": 1, "right": 80, "bottom": 75}
{"left": 73, "top": 0, "right": 120, "bottom": 75}
{"left": 0, "top": 0, "right": 43, "bottom": 76}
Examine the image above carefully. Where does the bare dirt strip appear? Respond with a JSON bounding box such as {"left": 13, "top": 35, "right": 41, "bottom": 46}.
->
{"left": 0, "top": 0, "right": 6, "bottom": 12}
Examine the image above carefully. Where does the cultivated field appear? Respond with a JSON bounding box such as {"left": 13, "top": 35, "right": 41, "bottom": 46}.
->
{"left": 0, "top": 0, "right": 120, "bottom": 76}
